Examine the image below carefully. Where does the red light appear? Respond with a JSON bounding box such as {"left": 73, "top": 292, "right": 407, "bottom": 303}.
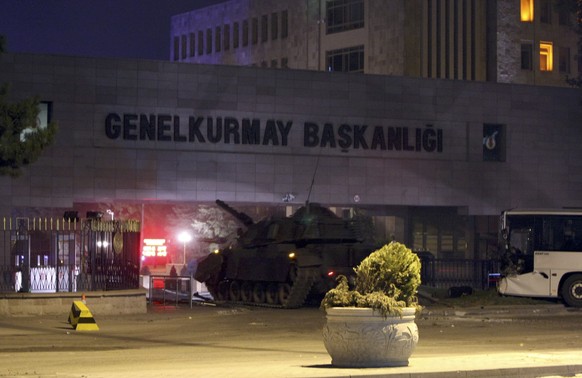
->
{"left": 327, "top": 271, "right": 335, "bottom": 277}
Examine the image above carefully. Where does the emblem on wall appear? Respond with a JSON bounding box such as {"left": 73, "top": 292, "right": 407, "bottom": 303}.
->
{"left": 482, "top": 124, "right": 505, "bottom": 162}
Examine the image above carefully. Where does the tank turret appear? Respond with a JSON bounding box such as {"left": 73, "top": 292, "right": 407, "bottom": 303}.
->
{"left": 195, "top": 200, "right": 378, "bottom": 308}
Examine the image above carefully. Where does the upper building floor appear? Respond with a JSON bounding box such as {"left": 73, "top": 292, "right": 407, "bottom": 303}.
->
{"left": 170, "top": 0, "right": 581, "bottom": 87}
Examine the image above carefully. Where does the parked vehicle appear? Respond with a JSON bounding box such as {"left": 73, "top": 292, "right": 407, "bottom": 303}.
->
{"left": 497, "top": 209, "right": 582, "bottom": 307}
{"left": 195, "top": 200, "right": 378, "bottom": 308}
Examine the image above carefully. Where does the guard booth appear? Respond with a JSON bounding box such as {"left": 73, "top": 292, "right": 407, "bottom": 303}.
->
{"left": 0, "top": 214, "right": 141, "bottom": 293}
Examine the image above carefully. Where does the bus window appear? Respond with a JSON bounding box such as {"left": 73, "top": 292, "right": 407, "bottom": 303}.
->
{"left": 509, "top": 227, "right": 534, "bottom": 273}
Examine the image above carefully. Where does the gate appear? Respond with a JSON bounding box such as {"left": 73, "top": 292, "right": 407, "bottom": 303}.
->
{"left": 0, "top": 217, "right": 141, "bottom": 293}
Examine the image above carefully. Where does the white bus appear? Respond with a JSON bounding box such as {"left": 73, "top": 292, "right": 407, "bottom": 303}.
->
{"left": 497, "top": 209, "right": 582, "bottom": 307}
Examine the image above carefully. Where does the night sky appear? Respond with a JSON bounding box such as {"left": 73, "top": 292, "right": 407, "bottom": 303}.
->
{"left": 0, "top": 0, "right": 224, "bottom": 60}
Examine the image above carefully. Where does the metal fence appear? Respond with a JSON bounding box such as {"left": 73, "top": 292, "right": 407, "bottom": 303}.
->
{"left": 419, "top": 258, "right": 501, "bottom": 290}
{"left": 0, "top": 217, "right": 141, "bottom": 293}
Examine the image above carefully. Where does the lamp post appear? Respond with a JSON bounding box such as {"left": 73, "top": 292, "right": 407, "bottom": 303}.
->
{"left": 177, "top": 231, "right": 192, "bottom": 266}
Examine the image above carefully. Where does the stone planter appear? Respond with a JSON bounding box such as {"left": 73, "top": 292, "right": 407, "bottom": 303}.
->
{"left": 322, "top": 307, "right": 418, "bottom": 367}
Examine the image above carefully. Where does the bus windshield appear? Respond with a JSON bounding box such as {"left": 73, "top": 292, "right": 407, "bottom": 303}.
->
{"left": 501, "top": 212, "right": 582, "bottom": 275}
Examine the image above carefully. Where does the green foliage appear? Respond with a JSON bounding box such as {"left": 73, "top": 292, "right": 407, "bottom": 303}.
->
{"left": 0, "top": 87, "right": 58, "bottom": 177}
{"left": 0, "top": 34, "right": 58, "bottom": 176}
{"left": 321, "top": 241, "right": 422, "bottom": 318}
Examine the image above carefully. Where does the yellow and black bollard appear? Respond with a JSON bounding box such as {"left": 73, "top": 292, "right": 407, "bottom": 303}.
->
{"left": 68, "top": 299, "right": 99, "bottom": 331}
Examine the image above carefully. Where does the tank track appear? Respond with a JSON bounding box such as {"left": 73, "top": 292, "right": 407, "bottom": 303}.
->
{"left": 210, "top": 267, "right": 319, "bottom": 309}
{"left": 281, "top": 267, "right": 319, "bottom": 308}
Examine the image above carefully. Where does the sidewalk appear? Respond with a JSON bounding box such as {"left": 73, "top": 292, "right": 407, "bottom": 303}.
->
{"left": 1, "top": 302, "right": 581, "bottom": 378}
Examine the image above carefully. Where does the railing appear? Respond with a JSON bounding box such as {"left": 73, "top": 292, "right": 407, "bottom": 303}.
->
{"left": 419, "top": 258, "right": 501, "bottom": 290}
{"left": 1, "top": 263, "right": 140, "bottom": 293}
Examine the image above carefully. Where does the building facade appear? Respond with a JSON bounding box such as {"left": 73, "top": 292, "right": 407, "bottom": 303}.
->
{"left": 170, "top": 0, "right": 580, "bottom": 87}
{"left": 1, "top": 52, "right": 581, "bottom": 268}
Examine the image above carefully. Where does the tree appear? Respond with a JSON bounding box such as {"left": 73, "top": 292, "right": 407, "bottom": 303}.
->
{"left": 0, "top": 35, "right": 58, "bottom": 177}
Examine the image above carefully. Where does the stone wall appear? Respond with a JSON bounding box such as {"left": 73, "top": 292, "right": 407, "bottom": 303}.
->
{"left": 0, "top": 290, "right": 147, "bottom": 317}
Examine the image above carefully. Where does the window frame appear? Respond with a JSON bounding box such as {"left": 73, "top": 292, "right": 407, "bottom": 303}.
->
{"left": 326, "top": 0, "right": 365, "bottom": 34}
{"left": 326, "top": 45, "right": 365, "bottom": 73}
{"left": 540, "top": 41, "right": 554, "bottom": 72}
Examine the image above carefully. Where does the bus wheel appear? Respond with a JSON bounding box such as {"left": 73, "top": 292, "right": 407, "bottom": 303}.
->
{"left": 561, "top": 274, "right": 582, "bottom": 307}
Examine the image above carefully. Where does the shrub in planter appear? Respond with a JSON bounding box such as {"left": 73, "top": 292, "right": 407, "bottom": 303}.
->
{"left": 321, "top": 241, "right": 422, "bottom": 316}
{"left": 320, "top": 242, "right": 422, "bottom": 367}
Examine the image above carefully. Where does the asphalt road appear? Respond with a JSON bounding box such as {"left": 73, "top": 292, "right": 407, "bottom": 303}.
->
{"left": 0, "top": 301, "right": 581, "bottom": 377}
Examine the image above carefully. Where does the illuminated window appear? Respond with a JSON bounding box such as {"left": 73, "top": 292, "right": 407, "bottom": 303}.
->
{"left": 520, "top": 0, "right": 534, "bottom": 22}
{"left": 540, "top": 42, "right": 553, "bottom": 71}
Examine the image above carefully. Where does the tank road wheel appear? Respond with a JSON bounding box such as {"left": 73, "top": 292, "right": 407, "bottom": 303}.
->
{"left": 252, "top": 283, "right": 266, "bottom": 303}
{"left": 265, "top": 283, "right": 279, "bottom": 304}
{"left": 216, "top": 281, "right": 229, "bottom": 301}
{"left": 561, "top": 274, "right": 582, "bottom": 307}
{"left": 229, "top": 281, "right": 241, "bottom": 301}
{"left": 278, "top": 283, "right": 291, "bottom": 305}
{"left": 240, "top": 281, "right": 253, "bottom": 302}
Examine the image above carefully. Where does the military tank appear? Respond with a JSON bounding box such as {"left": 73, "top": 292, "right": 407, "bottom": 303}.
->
{"left": 195, "top": 199, "right": 378, "bottom": 308}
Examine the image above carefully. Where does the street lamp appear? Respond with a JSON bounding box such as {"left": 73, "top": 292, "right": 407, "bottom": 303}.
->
{"left": 177, "top": 231, "right": 192, "bottom": 266}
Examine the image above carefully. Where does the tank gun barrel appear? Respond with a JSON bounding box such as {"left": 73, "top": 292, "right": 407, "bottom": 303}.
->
{"left": 215, "top": 199, "right": 254, "bottom": 227}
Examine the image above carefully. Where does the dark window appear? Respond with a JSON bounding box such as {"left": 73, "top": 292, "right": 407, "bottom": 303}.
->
{"left": 224, "top": 24, "right": 230, "bottom": 50}
{"left": 271, "top": 12, "right": 279, "bottom": 40}
{"left": 326, "top": 45, "right": 364, "bottom": 72}
{"left": 271, "top": 59, "right": 278, "bottom": 68}
{"left": 281, "top": 57, "right": 288, "bottom": 68}
{"left": 521, "top": 43, "right": 533, "bottom": 70}
{"left": 281, "top": 10, "right": 288, "bottom": 38}
{"left": 206, "top": 28, "right": 212, "bottom": 54}
{"left": 558, "top": 7, "right": 570, "bottom": 25}
{"left": 326, "top": 0, "right": 364, "bottom": 34}
{"left": 243, "top": 20, "right": 249, "bottom": 46}
{"left": 233, "top": 22, "right": 240, "bottom": 48}
{"left": 198, "top": 31, "right": 204, "bottom": 55}
{"left": 559, "top": 46, "right": 571, "bottom": 73}
{"left": 173, "top": 36, "right": 179, "bottom": 61}
{"left": 181, "top": 35, "right": 187, "bottom": 59}
{"left": 252, "top": 17, "right": 259, "bottom": 44}
{"left": 261, "top": 15, "right": 268, "bottom": 42}
{"left": 189, "top": 32, "right": 195, "bottom": 57}
{"left": 540, "top": 0, "right": 551, "bottom": 24}
{"left": 215, "top": 26, "right": 221, "bottom": 52}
